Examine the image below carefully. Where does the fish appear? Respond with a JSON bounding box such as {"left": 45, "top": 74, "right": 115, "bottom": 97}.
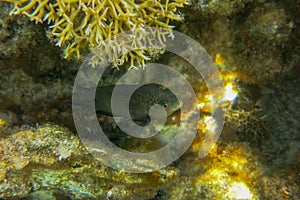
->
{"left": 73, "top": 83, "right": 182, "bottom": 122}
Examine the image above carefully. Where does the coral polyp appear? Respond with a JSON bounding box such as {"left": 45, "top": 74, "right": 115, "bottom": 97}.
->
{"left": 4, "top": 0, "right": 189, "bottom": 67}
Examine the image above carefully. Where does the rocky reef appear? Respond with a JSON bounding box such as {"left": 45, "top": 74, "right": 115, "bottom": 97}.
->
{"left": 183, "top": 0, "right": 300, "bottom": 83}
{"left": 3, "top": 0, "right": 188, "bottom": 67}
{"left": 0, "top": 0, "right": 299, "bottom": 199}
{"left": 0, "top": 125, "right": 179, "bottom": 199}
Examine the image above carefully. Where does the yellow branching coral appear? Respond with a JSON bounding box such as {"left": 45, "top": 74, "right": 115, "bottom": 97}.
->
{"left": 4, "top": 0, "right": 189, "bottom": 67}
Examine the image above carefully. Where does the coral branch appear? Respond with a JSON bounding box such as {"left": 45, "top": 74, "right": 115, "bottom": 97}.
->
{"left": 4, "top": 0, "right": 189, "bottom": 67}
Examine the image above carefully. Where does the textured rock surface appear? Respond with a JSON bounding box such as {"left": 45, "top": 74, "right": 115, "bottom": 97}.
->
{"left": 0, "top": 0, "right": 299, "bottom": 199}
{"left": 181, "top": 0, "right": 300, "bottom": 83}
{"left": 0, "top": 125, "right": 179, "bottom": 199}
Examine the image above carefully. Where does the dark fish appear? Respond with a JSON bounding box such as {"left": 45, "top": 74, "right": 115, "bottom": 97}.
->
{"left": 73, "top": 84, "right": 182, "bottom": 122}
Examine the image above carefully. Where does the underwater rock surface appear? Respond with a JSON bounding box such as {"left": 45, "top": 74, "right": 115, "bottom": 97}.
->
{"left": 183, "top": 0, "right": 300, "bottom": 83}
{"left": 0, "top": 0, "right": 299, "bottom": 199}
{"left": 0, "top": 125, "right": 179, "bottom": 199}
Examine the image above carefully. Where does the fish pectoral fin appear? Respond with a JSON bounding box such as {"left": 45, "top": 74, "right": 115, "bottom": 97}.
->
{"left": 132, "top": 120, "right": 148, "bottom": 126}
{"left": 95, "top": 111, "right": 150, "bottom": 126}
{"left": 131, "top": 115, "right": 150, "bottom": 126}
{"left": 96, "top": 110, "right": 113, "bottom": 117}
{"left": 95, "top": 110, "right": 128, "bottom": 119}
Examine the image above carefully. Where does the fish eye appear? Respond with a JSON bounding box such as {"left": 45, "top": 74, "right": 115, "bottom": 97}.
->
{"left": 160, "top": 101, "right": 168, "bottom": 108}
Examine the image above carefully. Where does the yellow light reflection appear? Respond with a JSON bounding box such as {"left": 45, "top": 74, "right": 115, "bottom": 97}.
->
{"left": 224, "top": 83, "right": 238, "bottom": 102}
{"left": 204, "top": 116, "right": 217, "bottom": 133}
{"left": 227, "top": 182, "right": 253, "bottom": 199}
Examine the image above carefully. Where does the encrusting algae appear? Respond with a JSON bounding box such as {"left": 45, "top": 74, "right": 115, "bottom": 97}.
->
{"left": 0, "top": 124, "right": 179, "bottom": 199}
{"left": 3, "top": 0, "right": 189, "bottom": 67}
